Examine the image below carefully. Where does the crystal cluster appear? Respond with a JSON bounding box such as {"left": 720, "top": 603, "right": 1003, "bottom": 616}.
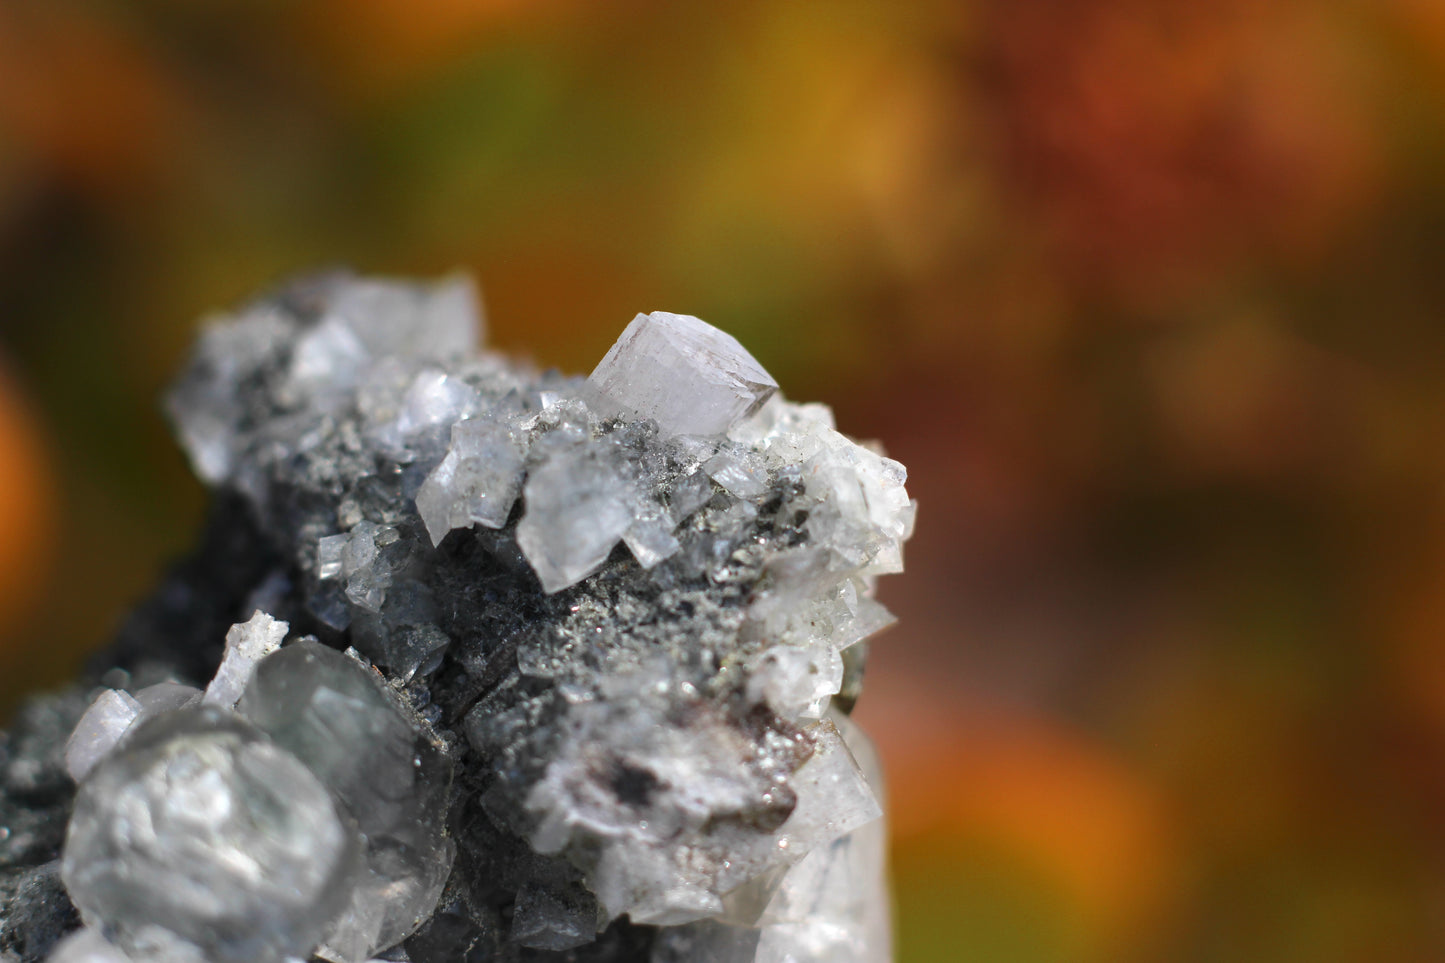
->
{"left": 56, "top": 618, "right": 454, "bottom": 963}
{"left": 4, "top": 270, "right": 913, "bottom": 963}
{"left": 62, "top": 706, "right": 360, "bottom": 963}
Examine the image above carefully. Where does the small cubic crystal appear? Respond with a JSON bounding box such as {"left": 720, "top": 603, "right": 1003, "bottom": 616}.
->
{"left": 64, "top": 690, "right": 141, "bottom": 782}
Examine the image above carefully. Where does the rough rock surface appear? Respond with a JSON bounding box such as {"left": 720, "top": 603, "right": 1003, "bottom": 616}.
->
{"left": 0, "top": 272, "right": 911, "bottom": 963}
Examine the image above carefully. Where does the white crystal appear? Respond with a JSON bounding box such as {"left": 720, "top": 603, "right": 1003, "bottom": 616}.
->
{"left": 355, "top": 358, "right": 416, "bottom": 438}
{"left": 520, "top": 669, "right": 880, "bottom": 931}
{"left": 318, "top": 534, "right": 348, "bottom": 579}
{"left": 64, "top": 689, "right": 141, "bottom": 782}
{"left": 517, "top": 441, "right": 635, "bottom": 593}
{"left": 753, "top": 712, "right": 891, "bottom": 963}
{"left": 45, "top": 930, "right": 133, "bottom": 963}
{"left": 341, "top": 523, "right": 395, "bottom": 613}
{"left": 133, "top": 682, "right": 203, "bottom": 718}
{"left": 165, "top": 308, "right": 291, "bottom": 486}
{"left": 393, "top": 370, "right": 479, "bottom": 440}
{"left": 667, "top": 468, "right": 716, "bottom": 522}
{"left": 415, "top": 419, "right": 525, "bottom": 546}
{"left": 622, "top": 497, "right": 681, "bottom": 569}
{"left": 203, "top": 610, "right": 288, "bottom": 708}
{"left": 745, "top": 644, "right": 844, "bottom": 719}
{"left": 704, "top": 447, "right": 769, "bottom": 499}
{"left": 796, "top": 432, "right": 912, "bottom": 578}
{"left": 279, "top": 317, "right": 371, "bottom": 410}
{"left": 649, "top": 714, "right": 892, "bottom": 963}
{"left": 584, "top": 312, "right": 778, "bottom": 437}
{"left": 769, "top": 719, "right": 880, "bottom": 855}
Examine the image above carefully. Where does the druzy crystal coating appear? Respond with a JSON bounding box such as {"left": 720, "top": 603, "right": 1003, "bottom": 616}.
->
{"left": 18, "top": 270, "right": 913, "bottom": 963}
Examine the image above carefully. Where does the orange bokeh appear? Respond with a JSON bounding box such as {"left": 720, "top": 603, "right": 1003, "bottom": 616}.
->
{"left": 0, "top": 4, "right": 181, "bottom": 194}
{"left": 0, "top": 360, "right": 54, "bottom": 648}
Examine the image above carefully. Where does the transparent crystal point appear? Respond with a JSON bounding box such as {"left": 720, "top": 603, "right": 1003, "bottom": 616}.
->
{"left": 415, "top": 418, "right": 525, "bottom": 546}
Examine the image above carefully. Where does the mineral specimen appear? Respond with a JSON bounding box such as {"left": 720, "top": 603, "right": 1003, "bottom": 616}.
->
{"left": 2, "top": 270, "right": 912, "bottom": 963}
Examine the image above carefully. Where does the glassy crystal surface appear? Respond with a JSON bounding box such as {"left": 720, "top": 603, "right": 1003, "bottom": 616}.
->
{"left": 415, "top": 418, "right": 525, "bottom": 546}
{"left": 515, "top": 434, "right": 636, "bottom": 593}
{"left": 238, "top": 641, "right": 454, "bottom": 963}
{"left": 16, "top": 271, "right": 912, "bottom": 963}
{"left": 62, "top": 691, "right": 140, "bottom": 783}
{"left": 584, "top": 312, "right": 778, "bottom": 437}
{"left": 60, "top": 707, "right": 360, "bottom": 963}
{"left": 649, "top": 713, "right": 891, "bottom": 963}
{"left": 132, "top": 682, "right": 203, "bottom": 719}
{"left": 203, "top": 611, "right": 288, "bottom": 709}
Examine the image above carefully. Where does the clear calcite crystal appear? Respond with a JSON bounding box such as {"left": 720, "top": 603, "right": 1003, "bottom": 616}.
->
{"left": 133, "top": 682, "right": 204, "bottom": 718}
{"left": 203, "top": 611, "right": 288, "bottom": 708}
{"left": 515, "top": 427, "right": 637, "bottom": 593}
{"left": 584, "top": 311, "right": 779, "bottom": 437}
{"left": 415, "top": 418, "right": 526, "bottom": 546}
{"left": 26, "top": 270, "right": 912, "bottom": 963}
{"left": 238, "top": 641, "right": 455, "bottom": 963}
{"left": 62, "top": 690, "right": 141, "bottom": 783}
{"left": 60, "top": 707, "right": 361, "bottom": 963}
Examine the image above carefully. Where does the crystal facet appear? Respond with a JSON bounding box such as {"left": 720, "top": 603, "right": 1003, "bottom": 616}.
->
{"left": 63, "top": 690, "right": 141, "bottom": 783}
{"left": 238, "top": 641, "right": 454, "bottom": 963}
{"left": 584, "top": 312, "right": 778, "bottom": 437}
{"left": 203, "top": 611, "right": 288, "bottom": 709}
{"left": 60, "top": 707, "right": 361, "bottom": 963}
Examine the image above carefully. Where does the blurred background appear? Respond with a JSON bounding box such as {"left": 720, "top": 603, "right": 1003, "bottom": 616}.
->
{"left": 1, "top": 0, "right": 1443, "bottom": 960}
